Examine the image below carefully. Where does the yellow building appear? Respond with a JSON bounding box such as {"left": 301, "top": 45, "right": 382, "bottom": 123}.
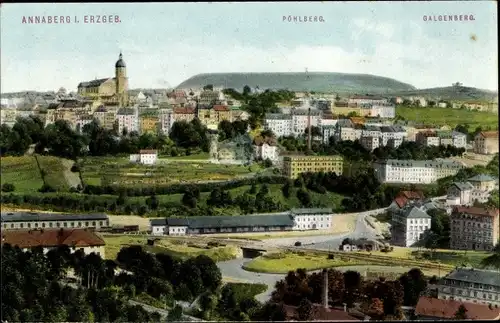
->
{"left": 197, "top": 107, "right": 218, "bottom": 127}
{"left": 282, "top": 155, "right": 344, "bottom": 179}
{"left": 474, "top": 131, "right": 499, "bottom": 155}
{"left": 93, "top": 106, "right": 118, "bottom": 130}
{"left": 77, "top": 52, "right": 129, "bottom": 107}
{"left": 173, "top": 107, "right": 196, "bottom": 123}
{"left": 140, "top": 115, "right": 159, "bottom": 135}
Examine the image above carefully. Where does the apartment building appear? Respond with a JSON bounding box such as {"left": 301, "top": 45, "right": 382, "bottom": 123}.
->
{"left": 446, "top": 182, "right": 490, "bottom": 206}
{"left": 379, "top": 125, "right": 407, "bottom": 146}
{"left": 159, "top": 109, "right": 174, "bottom": 135}
{"left": 368, "top": 103, "right": 396, "bottom": 119}
{"left": 450, "top": 206, "right": 499, "bottom": 251}
{"left": 0, "top": 108, "right": 17, "bottom": 127}
{"left": 282, "top": 155, "right": 343, "bottom": 179}
{"left": 474, "top": 131, "right": 499, "bottom": 155}
{"left": 360, "top": 136, "right": 380, "bottom": 151}
{"left": 93, "top": 106, "right": 117, "bottom": 130}
{"left": 264, "top": 113, "right": 293, "bottom": 137}
{"left": 373, "top": 159, "right": 465, "bottom": 184}
{"left": 437, "top": 267, "right": 500, "bottom": 306}
{"left": 290, "top": 109, "right": 322, "bottom": 137}
{"left": 468, "top": 174, "right": 498, "bottom": 191}
{"left": 334, "top": 125, "right": 363, "bottom": 142}
{"left": 322, "top": 125, "right": 337, "bottom": 145}
{"left": 173, "top": 107, "right": 196, "bottom": 123}
{"left": 253, "top": 136, "right": 279, "bottom": 164}
{"left": 75, "top": 115, "right": 94, "bottom": 133}
{"left": 348, "top": 95, "right": 388, "bottom": 105}
{"left": 416, "top": 131, "right": 440, "bottom": 146}
{"left": 116, "top": 107, "right": 139, "bottom": 134}
{"left": 129, "top": 149, "right": 158, "bottom": 165}
{"left": 391, "top": 205, "right": 431, "bottom": 247}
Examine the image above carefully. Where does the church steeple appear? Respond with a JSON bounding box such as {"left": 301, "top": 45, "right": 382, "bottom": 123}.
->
{"left": 115, "top": 51, "right": 126, "bottom": 68}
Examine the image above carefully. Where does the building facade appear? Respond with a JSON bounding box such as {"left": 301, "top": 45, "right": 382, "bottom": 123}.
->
{"left": 474, "top": 131, "right": 499, "bottom": 155}
{"left": 391, "top": 205, "right": 431, "bottom": 247}
{"left": 282, "top": 155, "right": 344, "bottom": 179}
{"left": 1, "top": 228, "right": 106, "bottom": 258}
{"left": 117, "top": 107, "right": 139, "bottom": 134}
{"left": 437, "top": 267, "right": 500, "bottom": 306}
{"left": 129, "top": 149, "right": 158, "bottom": 165}
{"left": 450, "top": 206, "right": 499, "bottom": 251}
{"left": 1, "top": 212, "right": 110, "bottom": 230}
{"left": 374, "top": 159, "right": 465, "bottom": 184}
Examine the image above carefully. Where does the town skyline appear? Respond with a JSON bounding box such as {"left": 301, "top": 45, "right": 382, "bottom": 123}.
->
{"left": 1, "top": 1, "right": 497, "bottom": 93}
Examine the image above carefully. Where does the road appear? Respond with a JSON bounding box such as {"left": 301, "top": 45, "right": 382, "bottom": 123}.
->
{"left": 261, "top": 207, "right": 388, "bottom": 251}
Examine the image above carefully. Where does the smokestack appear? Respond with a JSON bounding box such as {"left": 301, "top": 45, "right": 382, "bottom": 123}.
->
{"left": 322, "top": 269, "right": 329, "bottom": 309}
{"left": 307, "top": 107, "right": 312, "bottom": 151}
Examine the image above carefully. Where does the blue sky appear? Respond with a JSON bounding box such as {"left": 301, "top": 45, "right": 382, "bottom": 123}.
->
{"left": 1, "top": 1, "right": 497, "bottom": 92}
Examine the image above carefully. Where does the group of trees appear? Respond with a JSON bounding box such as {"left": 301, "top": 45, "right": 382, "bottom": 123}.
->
{"left": 261, "top": 267, "right": 431, "bottom": 321}
{"left": 217, "top": 120, "right": 249, "bottom": 142}
{"left": 222, "top": 87, "right": 295, "bottom": 129}
{"left": 1, "top": 244, "right": 163, "bottom": 322}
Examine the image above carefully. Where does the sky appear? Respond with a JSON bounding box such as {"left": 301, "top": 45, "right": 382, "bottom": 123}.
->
{"left": 0, "top": 1, "right": 498, "bottom": 93}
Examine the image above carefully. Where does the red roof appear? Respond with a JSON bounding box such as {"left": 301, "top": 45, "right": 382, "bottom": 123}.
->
{"left": 282, "top": 304, "right": 361, "bottom": 321}
{"left": 479, "top": 131, "right": 499, "bottom": 139}
{"left": 1, "top": 229, "right": 105, "bottom": 249}
{"left": 415, "top": 297, "right": 500, "bottom": 320}
{"left": 394, "top": 191, "right": 425, "bottom": 208}
{"left": 173, "top": 107, "right": 195, "bottom": 114}
{"left": 213, "top": 105, "right": 230, "bottom": 112}
{"left": 139, "top": 149, "right": 158, "bottom": 154}
{"left": 453, "top": 206, "right": 499, "bottom": 217}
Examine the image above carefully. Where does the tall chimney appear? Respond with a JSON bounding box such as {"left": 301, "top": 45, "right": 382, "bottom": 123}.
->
{"left": 322, "top": 269, "right": 329, "bottom": 309}
{"left": 307, "top": 107, "right": 312, "bottom": 151}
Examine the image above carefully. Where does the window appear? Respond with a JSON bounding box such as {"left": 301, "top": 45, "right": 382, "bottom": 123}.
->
{"left": 56, "top": 222, "right": 60, "bottom": 228}
{"left": 49, "top": 222, "right": 53, "bottom": 228}
{"left": 78, "top": 222, "right": 82, "bottom": 227}
{"left": 92, "top": 221, "right": 96, "bottom": 226}
{"left": 35, "top": 223, "right": 38, "bottom": 228}
{"left": 20, "top": 223, "right": 24, "bottom": 228}
{"left": 10, "top": 224, "right": 14, "bottom": 228}
{"left": 28, "top": 223, "right": 31, "bottom": 228}
{"left": 64, "top": 222, "right": 67, "bottom": 227}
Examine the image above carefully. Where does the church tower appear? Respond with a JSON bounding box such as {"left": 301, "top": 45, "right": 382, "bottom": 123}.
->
{"left": 115, "top": 51, "right": 129, "bottom": 107}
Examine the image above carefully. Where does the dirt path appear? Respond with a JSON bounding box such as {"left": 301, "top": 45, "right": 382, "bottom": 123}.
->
{"left": 60, "top": 159, "right": 82, "bottom": 189}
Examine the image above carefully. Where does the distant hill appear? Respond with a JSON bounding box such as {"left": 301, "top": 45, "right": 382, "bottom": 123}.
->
{"left": 388, "top": 86, "right": 498, "bottom": 102}
{"left": 176, "top": 72, "right": 416, "bottom": 94}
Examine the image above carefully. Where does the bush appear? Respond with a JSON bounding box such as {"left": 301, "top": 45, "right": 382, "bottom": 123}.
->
{"left": 327, "top": 254, "right": 334, "bottom": 260}
{"left": 38, "top": 184, "right": 56, "bottom": 193}
{"left": 1, "top": 183, "right": 15, "bottom": 192}
{"left": 294, "top": 241, "right": 302, "bottom": 247}
{"left": 70, "top": 164, "right": 80, "bottom": 172}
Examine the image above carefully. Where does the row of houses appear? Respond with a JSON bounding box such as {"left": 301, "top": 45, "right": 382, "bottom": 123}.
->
{"left": 150, "top": 208, "right": 335, "bottom": 235}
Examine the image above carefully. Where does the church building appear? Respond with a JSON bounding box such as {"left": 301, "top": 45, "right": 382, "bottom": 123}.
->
{"left": 77, "top": 52, "right": 129, "bottom": 107}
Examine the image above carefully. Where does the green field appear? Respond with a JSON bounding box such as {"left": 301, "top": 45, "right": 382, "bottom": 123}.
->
{"left": 102, "top": 235, "right": 241, "bottom": 262}
{"left": 0, "top": 156, "right": 44, "bottom": 192}
{"left": 0, "top": 155, "right": 74, "bottom": 193}
{"left": 80, "top": 156, "right": 264, "bottom": 187}
{"left": 242, "top": 252, "right": 370, "bottom": 274}
{"left": 396, "top": 106, "right": 499, "bottom": 129}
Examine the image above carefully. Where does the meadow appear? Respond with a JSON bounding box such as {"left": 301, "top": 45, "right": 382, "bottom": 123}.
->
{"left": 0, "top": 155, "right": 74, "bottom": 193}
{"left": 102, "top": 234, "right": 241, "bottom": 262}
{"left": 80, "top": 156, "right": 264, "bottom": 187}
{"left": 396, "top": 106, "right": 499, "bottom": 129}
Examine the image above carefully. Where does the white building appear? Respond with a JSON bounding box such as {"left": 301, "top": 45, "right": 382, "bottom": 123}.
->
{"left": 360, "top": 136, "right": 380, "bottom": 151}
{"left": 379, "top": 126, "right": 407, "bottom": 146}
{"left": 291, "top": 208, "right": 333, "bottom": 230}
{"left": 391, "top": 205, "right": 432, "bottom": 247}
{"left": 159, "top": 109, "right": 174, "bottom": 135}
{"left": 75, "top": 115, "right": 94, "bottom": 133}
{"left": 374, "top": 159, "right": 465, "bottom": 184}
{"left": 117, "top": 107, "right": 139, "bottom": 134}
{"left": 150, "top": 208, "right": 334, "bottom": 236}
{"left": 290, "top": 109, "right": 322, "bottom": 137}
{"left": 0, "top": 108, "right": 17, "bottom": 127}
{"left": 322, "top": 125, "right": 337, "bottom": 144}
{"left": 348, "top": 95, "right": 388, "bottom": 105}
{"left": 334, "top": 126, "right": 363, "bottom": 142}
{"left": 130, "top": 149, "right": 158, "bottom": 165}
{"left": 264, "top": 113, "right": 293, "bottom": 137}
{"left": 254, "top": 142, "right": 279, "bottom": 164}
{"left": 446, "top": 182, "right": 491, "bottom": 206}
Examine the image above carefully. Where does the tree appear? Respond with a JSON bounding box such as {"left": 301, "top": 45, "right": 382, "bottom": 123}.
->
{"left": 203, "top": 84, "right": 214, "bottom": 91}
{"left": 296, "top": 188, "right": 312, "bottom": 207}
{"left": 281, "top": 181, "right": 292, "bottom": 198}
{"left": 1, "top": 183, "right": 15, "bottom": 192}
{"left": 167, "top": 304, "right": 183, "bottom": 321}
{"left": 454, "top": 304, "right": 468, "bottom": 319}
{"left": 365, "top": 298, "right": 384, "bottom": 319}
{"left": 480, "top": 243, "right": 500, "bottom": 270}
{"left": 297, "top": 298, "right": 314, "bottom": 321}
{"left": 198, "top": 292, "right": 218, "bottom": 320}
{"left": 398, "top": 268, "right": 428, "bottom": 306}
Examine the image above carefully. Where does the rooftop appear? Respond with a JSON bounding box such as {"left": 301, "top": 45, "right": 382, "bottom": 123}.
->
{"left": 451, "top": 181, "right": 475, "bottom": 191}
{"left": 468, "top": 174, "right": 497, "bottom": 182}
{"left": 379, "top": 159, "right": 464, "bottom": 169}
{"left": 400, "top": 206, "right": 431, "bottom": 219}
{"left": 78, "top": 78, "right": 113, "bottom": 88}
{"left": 1, "top": 228, "right": 106, "bottom": 249}
{"left": 1, "top": 212, "right": 109, "bottom": 223}
{"left": 415, "top": 296, "right": 499, "bottom": 320}
{"left": 453, "top": 206, "right": 499, "bottom": 217}
{"left": 151, "top": 213, "right": 294, "bottom": 229}
{"left": 443, "top": 267, "right": 500, "bottom": 287}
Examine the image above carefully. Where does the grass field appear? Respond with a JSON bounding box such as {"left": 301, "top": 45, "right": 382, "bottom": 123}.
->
{"left": 0, "top": 156, "right": 44, "bottom": 192}
{"left": 224, "top": 282, "right": 268, "bottom": 301}
{"left": 36, "top": 156, "right": 71, "bottom": 191}
{"left": 242, "top": 251, "right": 370, "bottom": 274}
{"left": 396, "top": 106, "right": 499, "bottom": 129}
{"left": 80, "top": 156, "right": 264, "bottom": 187}
{"left": 102, "top": 235, "right": 241, "bottom": 262}
{"left": 0, "top": 155, "right": 75, "bottom": 193}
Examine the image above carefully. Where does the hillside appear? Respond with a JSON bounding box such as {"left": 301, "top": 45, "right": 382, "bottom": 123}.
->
{"left": 176, "top": 72, "right": 416, "bottom": 94}
{"left": 389, "top": 86, "right": 498, "bottom": 102}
